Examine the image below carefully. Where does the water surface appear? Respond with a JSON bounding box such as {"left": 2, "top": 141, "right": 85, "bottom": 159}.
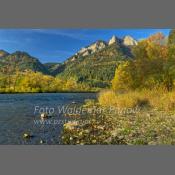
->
{"left": 0, "top": 93, "right": 96, "bottom": 144}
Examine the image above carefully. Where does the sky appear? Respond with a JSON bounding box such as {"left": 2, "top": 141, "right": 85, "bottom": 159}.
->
{"left": 0, "top": 29, "right": 171, "bottom": 63}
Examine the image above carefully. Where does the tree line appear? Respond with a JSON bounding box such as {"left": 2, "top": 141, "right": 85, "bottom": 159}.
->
{"left": 112, "top": 30, "right": 175, "bottom": 91}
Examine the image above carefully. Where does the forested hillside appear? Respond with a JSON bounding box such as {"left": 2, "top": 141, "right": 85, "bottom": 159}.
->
{"left": 0, "top": 35, "right": 138, "bottom": 92}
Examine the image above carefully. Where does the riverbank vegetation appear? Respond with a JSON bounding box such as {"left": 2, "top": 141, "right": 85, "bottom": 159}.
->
{"left": 0, "top": 70, "right": 99, "bottom": 93}
{"left": 62, "top": 31, "right": 175, "bottom": 145}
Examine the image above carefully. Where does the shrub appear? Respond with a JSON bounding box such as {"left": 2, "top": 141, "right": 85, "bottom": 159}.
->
{"left": 98, "top": 90, "right": 150, "bottom": 109}
{"left": 154, "top": 91, "right": 175, "bottom": 111}
{"left": 98, "top": 88, "right": 175, "bottom": 112}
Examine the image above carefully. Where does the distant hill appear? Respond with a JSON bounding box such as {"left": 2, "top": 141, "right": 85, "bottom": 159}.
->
{"left": 0, "top": 51, "right": 49, "bottom": 74}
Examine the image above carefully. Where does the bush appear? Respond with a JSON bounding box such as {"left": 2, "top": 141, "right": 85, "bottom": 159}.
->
{"left": 151, "top": 91, "right": 175, "bottom": 111}
{"left": 98, "top": 90, "right": 150, "bottom": 109}
{"left": 98, "top": 89, "right": 175, "bottom": 112}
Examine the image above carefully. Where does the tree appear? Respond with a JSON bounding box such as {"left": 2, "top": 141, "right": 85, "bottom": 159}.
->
{"left": 112, "top": 61, "right": 137, "bottom": 91}
{"left": 112, "top": 32, "right": 171, "bottom": 91}
{"left": 163, "top": 29, "right": 175, "bottom": 90}
{"left": 168, "top": 29, "right": 175, "bottom": 46}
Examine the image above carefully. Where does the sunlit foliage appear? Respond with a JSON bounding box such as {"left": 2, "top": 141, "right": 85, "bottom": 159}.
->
{"left": 111, "top": 32, "right": 175, "bottom": 91}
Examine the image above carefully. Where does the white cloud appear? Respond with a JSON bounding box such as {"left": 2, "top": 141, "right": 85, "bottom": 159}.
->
{"left": 30, "top": 29, "right": 97, "bottom": 41}
{"left": 0, "top": 39, "right": 18, "bottom": 44}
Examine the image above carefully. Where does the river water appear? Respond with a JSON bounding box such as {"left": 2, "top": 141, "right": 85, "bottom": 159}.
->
{"left": 0, "top": 93, "right": 96, "bottom": 144}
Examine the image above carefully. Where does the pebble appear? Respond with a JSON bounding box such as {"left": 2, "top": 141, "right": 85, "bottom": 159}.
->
{"left": 23, "top": 133, "right": 32, "bottom": 139}
{"left": 40, "top": 113, "right": 49, "bottom": 119}
{"left": 40, "top": 140, "right": 44, "bottom": 144}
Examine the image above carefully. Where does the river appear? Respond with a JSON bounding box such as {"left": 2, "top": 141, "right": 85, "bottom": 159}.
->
{"left": 0, "top": 93, "right": 97, "bottom": 144}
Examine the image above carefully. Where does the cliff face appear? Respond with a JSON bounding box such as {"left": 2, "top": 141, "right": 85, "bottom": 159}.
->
{"left": 123, "top": 35, "right": 138, "bottom": 46}
{"left": 74, "top": 40, "right": 107, "bottom": 58}
{"left": 69, "top": 35, "right": 137, "bottom": 62}
{"left": 108, "top": 35, "right": 122, "bottom": 45}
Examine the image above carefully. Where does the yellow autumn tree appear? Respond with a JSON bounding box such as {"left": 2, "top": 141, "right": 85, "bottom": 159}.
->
{"left": 112, "top": 32, "right": 170, "bottom": 91}
{"left": 112, "top": 61, "right": 136, "bottom": 91}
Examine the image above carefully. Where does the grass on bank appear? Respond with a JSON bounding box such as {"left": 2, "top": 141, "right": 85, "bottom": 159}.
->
{"left": 62, "top": 89, "right": 175, "bottom": 145}
{"left": 98, "top": 89, "right": 175, "bottom": 112}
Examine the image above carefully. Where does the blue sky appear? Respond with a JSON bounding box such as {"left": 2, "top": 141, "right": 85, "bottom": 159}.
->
{"left": 0, "top": 29, "right": 171, "bottom": 63}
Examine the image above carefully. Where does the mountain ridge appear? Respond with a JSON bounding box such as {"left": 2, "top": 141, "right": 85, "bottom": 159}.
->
{"left": 0, "top": 35, "right": 137, "bottom": 88}
{"left": 67, "top": 35, "right": 137, "bottom": 63}
{"left": 0, "top": 51, "right": 50, "bottom": 75}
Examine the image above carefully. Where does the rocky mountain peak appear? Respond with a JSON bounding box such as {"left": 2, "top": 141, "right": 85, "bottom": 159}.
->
{"left": 68, "top": 35, "right": 137, "bottom": 63}
{"left": 76, "top": 40, "right": 107, "bottom": 57}
{"left": 88, "top": 40, "right": 107, "bottom": 53}
{"left": 123, "top": 35, "right": 138, "bottom": 46}
{"left": 108, "top": 35, "right": 121, "bottom": 45}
